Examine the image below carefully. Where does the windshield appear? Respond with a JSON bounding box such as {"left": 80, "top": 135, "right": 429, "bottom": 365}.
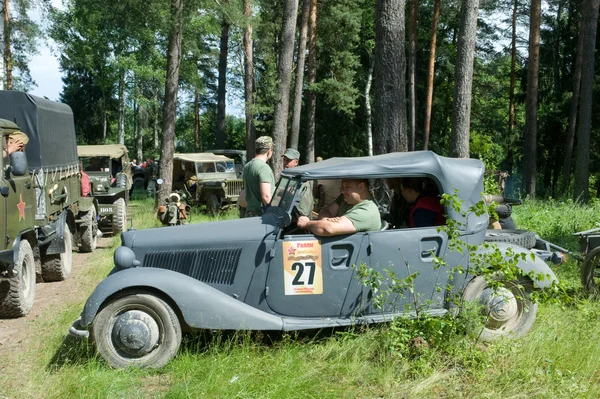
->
{"left": 271, "top": 177, "right": 298, "bottom": 211}
{"left": 81, "top": 156, "right": 110, "bottom": 172}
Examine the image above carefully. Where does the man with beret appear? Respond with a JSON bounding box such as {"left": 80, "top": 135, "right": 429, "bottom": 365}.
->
{"left": 242, "top": 136, "right": 275, "bottom": 217}
{"left": 3, "top": 131, "right": 29, "bottom": 158}
{"left": 282, "top": 148, "right": 314, "bottom": 217}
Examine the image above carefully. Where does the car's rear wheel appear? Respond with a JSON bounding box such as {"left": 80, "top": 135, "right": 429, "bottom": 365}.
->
{"left": 92, "top": 292, "right": 182, "bottom": 369}
{"left": 41, "top": 227, "right": 73, "bottom": 282}
{"left": 484, "top": 229, "right": 536, "bottom": 249}
{"left": 0, "top": 240, "right": 36, "bottom": 318}
{"left": 462, "top": 275, "right": 537, "bottom": 341}
{"left": 78, "top": 207, "right": 98, "bottom": 253}
{"left": 112, "top": 198, "right": 127, "bottom": 234}
{"left": 581, "top": 247, "right": 600, "bottom": 294}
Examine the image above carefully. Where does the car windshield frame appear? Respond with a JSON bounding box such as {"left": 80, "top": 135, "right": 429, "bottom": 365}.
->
{"left": 270, "top": 176, "right": 299, "bottom": 212}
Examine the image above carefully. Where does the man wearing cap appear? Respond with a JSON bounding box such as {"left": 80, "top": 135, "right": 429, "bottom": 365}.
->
{"left": 242, "top": 136, "right": 275, "bottom": 217}
{"left": 282, "top": 148, "right": 313, "bottom": 217}
{"left": 3, "top": 131, "right": 28, "bottom": 158}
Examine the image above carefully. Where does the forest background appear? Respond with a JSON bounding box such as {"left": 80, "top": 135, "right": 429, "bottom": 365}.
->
{"left": 2, "top": 0, "right": 599, "bottom": 203}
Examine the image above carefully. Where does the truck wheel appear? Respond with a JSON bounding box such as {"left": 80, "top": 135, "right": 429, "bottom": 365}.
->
{"left": 112, "top": 198, "right": 127, "bottom": 234}
{"left": 581, "top": 247, "right": 600, "bottom": 294}
{"left": 462, "top": 275, "right": 537, "bottom": 341}
{"left": 92, "top": 292, "right": 182, "bottom": 369}
{"left": 0, "top": 240, "right": 36, "bottom": 318}
{"left": 484, "top": 229, "right": 536, "bottom": 249}
{"left": 41, "top": 227, "right": 73, "bottom": 282}
{"left": 132, "top": 177, "right": 145, "bottom": 191}
{"left": 79, "top": 207, "right": 98, "bottom": 253}
{"left": 207, "top": 194, "right": 220, "bottom": 216}
{"left": 116, "top": 174, "right": 127, "bottom": 188}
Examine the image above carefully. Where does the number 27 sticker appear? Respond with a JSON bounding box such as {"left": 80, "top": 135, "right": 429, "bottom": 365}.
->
{"left": 283, "top": 240, "right": 323, "bottom": 295}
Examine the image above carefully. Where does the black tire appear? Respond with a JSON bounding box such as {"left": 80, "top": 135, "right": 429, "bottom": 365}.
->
{"left": 494, "top": 204, "right": 512, "bottom": 219}
{"left": 132, "top": 177, "right": 145, "bottom": 191}
{"left": 0, "top": 240, "right": 36, "bottom": 318}
{"left": 207, "top": 194, "right": 220, "bottom": 216}
{"left": 112, "top": 198, "right": 127, "bottom": 234}
{"left": 462, "top": 275, "right": 538, "bottom": 341}
{"left": 484, "top": 229, "right": 536, "bottom": 249}
{"left": 78, "top": 207, "right": 98, "bottom": 253}
{"left": 116, "top": 173, "right": 127, "bottom": 188}
{"left": 41, "top": 227, "right": 73, "bottom": 282}
{"left": 91, "top": 292, "right": 182, "bottom": 369}
{"left": 581, "top": 247, "right": 600, "bottom": 294}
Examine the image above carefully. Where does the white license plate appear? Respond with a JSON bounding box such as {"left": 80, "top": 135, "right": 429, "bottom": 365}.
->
{"left": 100, "top": 207, "right": 112, "bottom": 213}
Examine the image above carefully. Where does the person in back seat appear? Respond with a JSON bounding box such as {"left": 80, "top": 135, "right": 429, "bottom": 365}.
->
{"left": 401, "top": 177, "right": 446, "bottom": 228}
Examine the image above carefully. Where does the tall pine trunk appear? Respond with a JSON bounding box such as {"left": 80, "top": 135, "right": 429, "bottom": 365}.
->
{"left": 450, "top": 0, "right": 479, "bottom": 158}
{"left": 304, "top": 0, "right": 317, "bottom": 164}
{"left": 574, "top": 0, "right": 600, "bottom": 203}
{"left": 365, "top": 59, "right": 374, "bottom": 156}
{"left": 289, "top": 0, "right": 311, "bottom": 150}
{"left": 374, "top": 0, "right": 408, "bottom": 154}
{"left": 136, "top": 104, "right": 143, "bottom": 162}
{"left": 506, "top": 0, "right": 517, "bottom": 176}
{"left": 157, "top": 0, "right": 184, "bottom": 207}
{"left": 3, "top": 0, "right": 12, "bottom": 90}
{"left": 523, "top": 0, "right": 540, "bottom": 198}
{"left": 243, "top": 0, "right": 256, "bottom": 159}
{"left": 118, "top": 69, "right": 125, "bottom": 145}
{"left": 194, "top": 86, "right": 200, "bottom": 152}
{"left": 423, "top": 0, "right": 440, "bottom": 150}
{"left": 272, "top": 0, "right": 300, "bottom": 177}
{"left": 408, "top": 0, "right": 418, "bottom": 151}
{"left": 216, "top": 17, "right": 230, "bottom": 149}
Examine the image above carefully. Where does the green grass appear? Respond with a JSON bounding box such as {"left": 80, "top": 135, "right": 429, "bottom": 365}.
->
{"left": 2, "top": 196, "right": 600, "bottom": 398}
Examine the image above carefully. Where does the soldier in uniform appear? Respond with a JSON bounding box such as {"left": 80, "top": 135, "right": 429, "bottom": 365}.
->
{"left": 242, "top": 136, "right": 275, "bottom": 218}
{"left": 281, "top": 148, "right": 314, "bottom": 217}
{"left": 3, "top": 131, "right": 28, "bottom": 158}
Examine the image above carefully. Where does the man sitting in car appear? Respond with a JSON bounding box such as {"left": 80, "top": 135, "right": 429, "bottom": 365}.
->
{"left": 400, "top": 177, "right": 446, "bottom": 228}
{"left": 297, "top": 179, "right": 381, "bottom": 236}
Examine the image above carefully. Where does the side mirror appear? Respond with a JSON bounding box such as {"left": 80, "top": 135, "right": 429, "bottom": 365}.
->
{"left": 9, "top": 151, "right": 28, "bottom": 176}
{"left": 0, "top": 186, "right": 9, "bottom": 197}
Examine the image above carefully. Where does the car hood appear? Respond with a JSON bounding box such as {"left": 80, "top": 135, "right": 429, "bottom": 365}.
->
{"left": 122, "top": 215, "right": 278, "bottom": 250}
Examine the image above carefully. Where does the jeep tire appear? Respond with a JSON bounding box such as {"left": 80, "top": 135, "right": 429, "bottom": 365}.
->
{"left": 0, "top": 240, "right": 36, "bottom": 318}
{"left": 78, "top": 207, "right": 98, "bottom": 253}
{"left": 484, "top": 229, "right": 536, "bottom": 249}
{"left": 41, "top": 227, "right": 73, "bottom": 282}
{"left": 112, "top": 198, "right": 127, "bottom": 234}
{"left": 207, "top": 194, "right": 220, "bottom": 216}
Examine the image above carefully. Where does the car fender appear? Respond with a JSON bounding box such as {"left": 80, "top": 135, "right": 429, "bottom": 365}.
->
{"left": 79, "top": 267, "right": 284, "bottom": 331}
{"left": 472, "top": 242, "right": 558, "bottom": 288}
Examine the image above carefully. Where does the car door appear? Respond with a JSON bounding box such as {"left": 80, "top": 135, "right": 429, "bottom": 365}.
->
{"left": 343, "top": 227, "right": 451, "bottom": 316}
{"left": 265, "top": 232, "right": 370, "bottom": 317}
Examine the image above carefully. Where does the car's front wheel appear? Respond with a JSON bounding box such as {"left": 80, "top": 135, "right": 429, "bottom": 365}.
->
{"left": 461, "top": 275, "right": 537, "bottom": 341}
{"left": 92, "top": 292, "right": 182, "bottom": 369}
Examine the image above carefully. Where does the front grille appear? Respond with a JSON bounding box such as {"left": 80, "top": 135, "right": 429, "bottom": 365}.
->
{"left": 143, "top": 247, "right": 242, "bottom": 285}
{"left": 226, "top": 179, "right": 243, "bottom": 197}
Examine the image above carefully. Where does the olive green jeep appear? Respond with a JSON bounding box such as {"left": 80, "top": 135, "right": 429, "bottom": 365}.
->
{"left": 0, "top": 91, "right": 97, "bottom": 318}
{"left": 78, "top": 144, "right": 131, "bottom": 235}
{"left": 172, "top": 153, "right": 242, "bottom": 214}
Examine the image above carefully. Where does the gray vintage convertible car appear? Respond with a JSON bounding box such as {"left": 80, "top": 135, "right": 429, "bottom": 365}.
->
{"left": 69, "top": 151, "right": 558, "bottom": 368}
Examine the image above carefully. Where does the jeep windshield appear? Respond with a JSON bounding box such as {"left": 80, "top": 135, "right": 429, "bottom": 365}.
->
{"left": 195, "top": 161, "right": 234, "bottom": 174}
{"left": 271, "top": 176, "right": 299, "bottom": 211}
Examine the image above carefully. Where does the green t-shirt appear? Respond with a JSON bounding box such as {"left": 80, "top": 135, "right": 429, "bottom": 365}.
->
{"left": 243, "top": 158, "right": 275, "bottom": 213}
{"left": 296, "top": 182, "right": 314, "bottom": 217}
{"left": 334, "top": 194, "right": 381, "bottom": 232}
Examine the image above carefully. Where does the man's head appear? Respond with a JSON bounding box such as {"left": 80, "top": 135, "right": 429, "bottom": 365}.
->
{"left": 400, "top": 177, "right": 424, "bottom": 203}
{"left": 255, "top": 136, "right": 274, "bottom": 158}
{"left": 341, "top": 179, "right": 370, "bottom": 205}
{"left": 316, "top": 156, "right": 323, "bottom": 162}
{"left": 385, "top": 177, "right": 403, "bottom": 193}
{"left": 7, "top": 131, "right": 28, "bottom": 152}
{"left": 282, "top": 148, "right": 300, "bottom": 169}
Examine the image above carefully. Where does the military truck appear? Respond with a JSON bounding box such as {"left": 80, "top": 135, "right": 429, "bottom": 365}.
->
{"left": 209, "top": 149, "right": 247, "bottom": 178}
{"left": 78, "top": 144, "right": 130, "bottom": 235}
{"left": 172, "top": 153, "right": 242, "bottom": 214}
{"left": 0, "top": 91, "right": 96, "bottom": 318}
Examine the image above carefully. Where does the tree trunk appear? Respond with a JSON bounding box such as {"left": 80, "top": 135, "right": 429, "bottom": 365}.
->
{"left": 523, "top": 0, "right": 540, "bottom": 198}
{"left": 423, "top": 0, "right": 440, "bottom": 150}
{"left": 194, "top": 86, "right": 200, "bottom": 152}
{"left": 562, "top": 6, "right": 585, "bottom": 193}
{"left": 574, "top": 0, "right": 599, "bottom": 203}
{"left": 216, "top": 17, "right": 230, "bottom": 149}
{"left": 102, "top": 95, "right": 108, "bottom": 144}
{"left": 272, "top": 0, "right": 300, "bottom": 177}
{"left": 289, "top": 0, "right": 311, "bottom": 150}
{"left": 157, "top": 0, "right": 184, "bottom": 207}
{"left": 243, "top": 0, "right": 256, "bottom": 159}
{"left": 365, "top": 58, "right": 374, "bottom": 156}
{"left": 154, "top": 93, "right": 159, "bottom": 150}
{"left": 450, "top": 0, "right": 479, "bottom": 158}
{"left": 507, "top": 0, "right": 517, "bottom": 152}
{"left": 118, "top": 69, "right": 125, "bottom": 145}
{"left": 374, "top": 0, "right": 408, "bottom": 155}
{"left": 137, "top": 104, "right": 143, "bottom": 162}
{"left": 408, "top": 0, "right": 418, "bottom": 151}
{"left": 304, "top": 0, "right": 317, "bottom": 164}
{"left": 3, "top": 0, "right": 12, "bottom": 90}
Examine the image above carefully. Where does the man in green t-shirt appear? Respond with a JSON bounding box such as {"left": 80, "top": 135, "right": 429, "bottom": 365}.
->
{"left": 282, "top": 148, "right": 314, "bottom": 217}
{"left": 297, "top": 179, "right": 381, "bottom": 236}
{"left": 242, "top": 136, "right": 276, "bottom": 217}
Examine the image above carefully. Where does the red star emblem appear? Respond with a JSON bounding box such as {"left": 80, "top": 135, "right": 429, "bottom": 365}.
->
{"left": 17, "top": 194, "right": 26, "bottom": 221}
{"left": 287, "top": 246, "right": 296, "bottom": 255}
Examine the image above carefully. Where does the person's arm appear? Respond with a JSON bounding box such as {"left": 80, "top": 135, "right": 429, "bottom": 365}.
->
{"left": 259, "top": 182, "right": 272, "bottom": 206}
{"left": 297, "top": 215, "right": 357, "bottom": 236}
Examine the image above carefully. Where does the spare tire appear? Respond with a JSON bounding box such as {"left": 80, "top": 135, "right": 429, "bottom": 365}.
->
{"left": 494, "top": 204, "right": 512, "bottom": 219}
{"left": 484, "top": 229, "right": 537, "bottom": 249}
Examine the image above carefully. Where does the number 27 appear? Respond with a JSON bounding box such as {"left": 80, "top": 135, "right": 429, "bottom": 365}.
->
{"left": 291, "top": 262, "right": 316, "bottom": 285}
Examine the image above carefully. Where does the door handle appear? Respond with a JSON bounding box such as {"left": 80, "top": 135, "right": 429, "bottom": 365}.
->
{"left": 332, "top": 254, "right": 349, "bottom": 265}
{"left": 421, "top": 250, "right": 435, "bottom": 258}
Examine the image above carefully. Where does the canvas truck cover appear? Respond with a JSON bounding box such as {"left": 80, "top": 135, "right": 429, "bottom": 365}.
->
{"left": 78, "top": 144, "right": 128, "bottom": 159}
{"left": 0, "top": 91, "right": 78, "bottom": 170}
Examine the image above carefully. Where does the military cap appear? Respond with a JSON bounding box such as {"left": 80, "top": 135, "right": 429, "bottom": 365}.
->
{"left": 9, "top": 131, "right": 29, "bottom": 145}
{"left": 255, "top": 135, "right": 274, "bottom": 150}
{"left": 282, "top": 148, "right": 300, "bottom": 160}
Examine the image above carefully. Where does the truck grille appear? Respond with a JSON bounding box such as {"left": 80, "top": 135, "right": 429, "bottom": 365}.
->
{"left": 226, "top": 179, "right": 243, "bottom": 197}
{"left": 143, "top": 247, "right": 242, "bottom": 285}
